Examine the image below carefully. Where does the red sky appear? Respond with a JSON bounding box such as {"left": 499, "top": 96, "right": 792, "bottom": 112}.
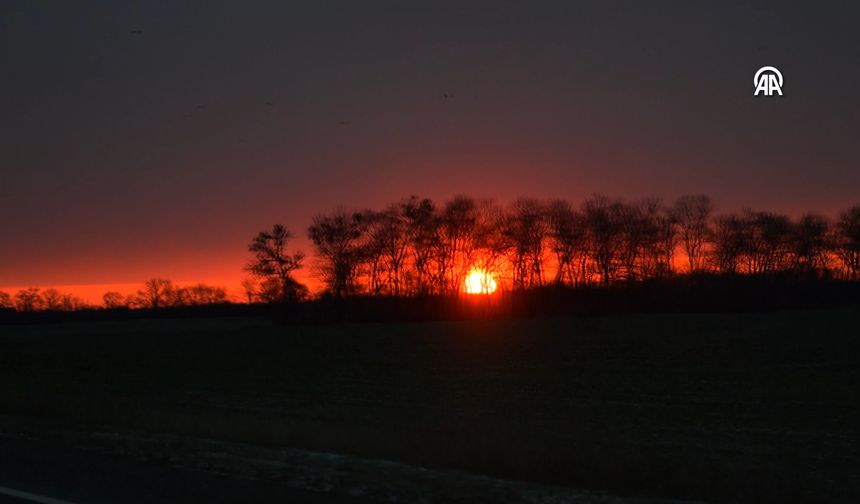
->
{"left": 2, "top": 2, "right": 859, "bottom": 303}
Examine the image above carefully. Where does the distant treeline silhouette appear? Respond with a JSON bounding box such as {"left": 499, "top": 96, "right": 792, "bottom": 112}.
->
{"left": 4, "top": 193, "right": 860, "bottom": 314}
{"left": 0, "top": 280, "right": 227, "bottom": 313}
{"left": 243, "top": 194, "right": 860, "bottom": 303}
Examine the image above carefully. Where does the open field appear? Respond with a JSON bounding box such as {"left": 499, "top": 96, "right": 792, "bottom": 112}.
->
{"left": 1, "top": 308, "right": 859, "bottom": 502}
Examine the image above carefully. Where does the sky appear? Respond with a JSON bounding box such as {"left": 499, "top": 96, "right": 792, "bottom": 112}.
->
{"left": 1, "top": 1, "right": 859, "bottom": 300}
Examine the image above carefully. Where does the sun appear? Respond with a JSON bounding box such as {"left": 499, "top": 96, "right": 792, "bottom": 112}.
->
{"left": 464, "top": 269, "right": 498, "bottom": 295}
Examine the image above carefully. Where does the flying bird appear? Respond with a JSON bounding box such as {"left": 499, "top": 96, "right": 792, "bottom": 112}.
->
{"left": 337, "top": 121, "right": 351, "bottom": 125}
{"left": 130, "top": 29, "right": 143, "bottom": 35}
{"left": 443, "top": 93, "right": 454, "bottom": 99}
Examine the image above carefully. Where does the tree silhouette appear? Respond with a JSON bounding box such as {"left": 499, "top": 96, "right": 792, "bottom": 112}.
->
{"left": 14, "top": 288, "right": 42, "bottom": 312}
{"left": 835, "top": 205, "right": 860, "bottom": 279}
{"left": 240, "top": 277, "right": 259, "bottom": 304}
{"left": 41, "top": 288, "right": 63, "bottom": 311}
{"left": 103, "top": 291, "right": 126, "bottom": 309}
{"left": 12, "top": 193, "right": 860, "bottom": 314}
{"left": 546, "top": 199, "right": 586, "bottom": 285}
{"left": 652, "top": 203, "right": 679, "bottom": 277}
{"left": 168, "top": 284, "right": 228, "bottom": 306}
{"left": 503, "top": 198, "right": 547, "bottom": 289}
{"left": 471, "top": 200, "right": 509, "bottom": 289}
{"left": 583, "top": 195, "right": 625, "bottom": 285}
{"left": 308, "top": 209, "right": 368, "bottom": 297}
{"left": 402, "top": 197, "right": 440, "bottom": 295}
{"left": 744, "top": 210, "right": 792, "bottom": 274}
{"left": 618, "top": 199, "right": 667, "bottom": 281}
{"left": 365, "top": 204, "right": 410, "bottom": 295}
{"left": 247, "top": 225, "right": 306, "bottom": 303}
{"left": 791, "top": 213, "right": 831, "bottom": 275}
{"left": 0, "top": 291, "right": 13, "bottom": 309}
{"left": 712, "top": 213, "right": 747, "bottom": 274}
{"left": 138, "top": 278, "right": 173, "bottom": 309}
{"left": 672, "top": 195, "right": 712, "bottom": 272}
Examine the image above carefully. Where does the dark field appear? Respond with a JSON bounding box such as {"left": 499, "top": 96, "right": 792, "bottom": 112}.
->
{"left": 2, "top": 308, "right": 859, "bottom": 502}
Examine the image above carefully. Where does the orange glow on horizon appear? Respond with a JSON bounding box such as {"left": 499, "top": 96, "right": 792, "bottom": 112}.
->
{"left": 464, "top": 269, "right": 498, "bottom": 295}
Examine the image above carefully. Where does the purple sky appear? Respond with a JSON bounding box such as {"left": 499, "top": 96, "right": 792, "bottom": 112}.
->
{"left": 1, "top": 1, "right": 859, "bottom": 295}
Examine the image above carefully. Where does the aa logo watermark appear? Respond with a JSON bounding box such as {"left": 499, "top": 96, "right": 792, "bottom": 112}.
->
{"left": 754, "top": 66, "right": 783, "bottom": 96}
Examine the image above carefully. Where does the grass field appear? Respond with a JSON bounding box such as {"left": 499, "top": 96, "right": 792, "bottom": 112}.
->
{"left": 2, "top": 308, "right": 859, "bottom": 502}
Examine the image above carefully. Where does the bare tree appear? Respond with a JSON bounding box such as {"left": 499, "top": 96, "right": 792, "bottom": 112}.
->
{"left": 240, "top": 277, "right": 258, "bottom": 304}
{"left": 546, "top": 199, "right": 587, "bottom": 285}
{"left": 835, "top": 205, "right": 860, "bottom": 279}
{"left": 365, "top": 204, "right": 410, "bottom": 295}
{"left": 14, "top": 288, "right": 42, "bottom": 312}
{"left": 653, "top": 206, "right": 679, "bottom": 277}
{"left": 182, "top": 284, "right": 228, "bottom": 305}
{"left": 711, "top": 214, "right": 746, "bottom": 273}
{"left": 503, "top": 198, "right": 547, "bottom": 289}
{"left": 62, "top": 294, "right": 86, "bottom": 311}
{"left": 617, "top": 199, "right": 668, "bottom": 281}
{"left": 0, "top": 291, "right": 13, "bottom": 309}
{"left": 437, "top": 196, "right": 479, "bottom": 293}
{"left": 247, "top": 224, "right": 306, "bottom": 303}
{"left": 308, "top": 209, "right": 368, "bottom": 297}
{"left": 672, "top": 195, "right": 712, "bottom": 272}
{"left": 402, "top": 197, "right": 440, "bottom": 295}
{"left": 163, "top": 284, "right": 225, "bottom": 306}
{"left": 582, "top": 195, "right": 625, "bottom": 285}
{"left": 471, "top": 200, "right": 509, "bottom": 289}
{"left": 363, "top": 213, "right": 386, "bottom": 295}
{"left": 711, "top": 210, "right": 791, "bottom": 274}
{"left": 791, "top": 213, "right": 831, "bottom": 275}
{"left": 138, "top": 278, "right": 173, "bottom": 309}
{"left": 41, "top": 288, "right": 63, "bottom": 311}
{"left": 103, "top": 291, "right": 126, "bottom": 309}
{"left": 744, "top": 210, "right": 792, "bottom": 274}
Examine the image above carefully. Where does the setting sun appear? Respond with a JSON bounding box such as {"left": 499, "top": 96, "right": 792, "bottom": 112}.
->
{"left": 464, "top": 269, "right": 498, "bottom": 295}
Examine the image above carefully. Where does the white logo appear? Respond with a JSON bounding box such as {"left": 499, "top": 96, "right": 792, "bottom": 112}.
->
{"left": 754, "top": 66, "right": 783, "bottom": 96}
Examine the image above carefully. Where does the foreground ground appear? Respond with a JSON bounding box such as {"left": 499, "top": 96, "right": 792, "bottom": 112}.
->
{"left": 0, "top": 436, "right": 349, "bottom": 504}
{"left": 1, "top": 307, "right": 859, "bottom": 502}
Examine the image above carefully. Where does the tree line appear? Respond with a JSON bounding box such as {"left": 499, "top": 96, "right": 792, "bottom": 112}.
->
{"left": 243, "top": 194, "right": 860, "bottom": 302}
{"left": 0, "top": 280, "right": 228, "bottom": 313}
{"left": 4, "top": 193, "right": 859, "bottom": 312}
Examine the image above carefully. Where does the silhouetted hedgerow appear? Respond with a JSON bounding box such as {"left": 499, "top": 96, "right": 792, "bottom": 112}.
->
{"left": 4, "top": 194, "right": 860, "bottom": 315}
{"left": 4, "top": 275, "right": 860, "bottom": 325}
{"left": 246, "top": 194, "right": 860, "bottom": 302}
